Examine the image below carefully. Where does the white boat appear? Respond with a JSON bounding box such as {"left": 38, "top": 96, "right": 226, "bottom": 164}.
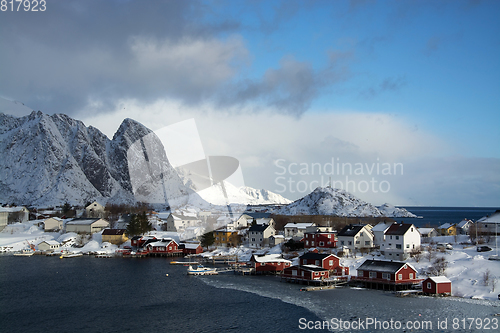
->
{"left": 13, "top": 249, "right": 34, "bottom": 257}
{"left": 60, "top": 252, "right": 83, "bottom": 258}
{"left": 187, "top": 265, "right": 218, "bottom": 275}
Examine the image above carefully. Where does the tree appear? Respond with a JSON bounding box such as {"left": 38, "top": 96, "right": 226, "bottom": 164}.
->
{"left": 126, "top": 212, "right": 152, "bottom": 237}
{"left": 200, "top": 231, "right": 215, "bottom": 249}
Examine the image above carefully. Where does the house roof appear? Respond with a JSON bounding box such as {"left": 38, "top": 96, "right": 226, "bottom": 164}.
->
{"left": 284, "top": 223, "right": 315, "bottom": 229}
{"left": 385, "top": 223, "right": 414, "bottom": 236}
{"left": 66, "top": 218, "right": 104, "bottom": 225}
{"left": 371, "top": 222, "right": 393, "bottom": 232}
{"left": 170, "top": 213, "right": 200, "bottom": 221}
{"left": 300, "top": 252, "right": 338, "bottom": 261}
{"left": 477, "top": 210, "right": 500, "bottom": 224}
{"left": 425, "top": 276, "right": 451, "bottom": 283}
{"left": 438, "top": 223, "right": 455, "bottom": 229}
{"left": 357, "top": 259, "right": 416, "bottom": 274}
{"left": 39, "top": 240, "right": 60, "bottom": 245}
{"left": 148, "top": 239, "right": 177, "bottom": 247}
{"left": 337, "top": 224, "right": 365, "bottom": 237}
{"left": 457, "top": 219, "right": 472, "bottom": 228}
{"left": 181, "top": 243, "right": 202, "bottom": 249}
{"left": 249, "top": 224, "right": 272, "bottom": 232}
{"left": 418, "top": 227, "right": 436, "bottom": 235}
{"left": 301, "top": 264, "right": 328, "bottom": 272}
{"left": 251, "top": 254, "right": 291, "bottom": 263}
{"left": 102, "top": 229, "right": 126, "bottom": 236}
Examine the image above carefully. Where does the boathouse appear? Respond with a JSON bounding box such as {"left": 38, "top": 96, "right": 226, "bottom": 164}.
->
{"left": 299, "top": 252, "right": 349, "bottom": 275}
{"left": 352, "top": 259, "right": 421, "bottom": 291}
{"left": 422, "top": 276, "right": 452, "bottom": 296}
{"left": 282, "top": 264, "right": 330, "bottom": 282}
{"left": 250, "top": 254, "right": 292, "bottom": 274}
{"left": 146, "top": 239, "right": 183, "bottom": 256}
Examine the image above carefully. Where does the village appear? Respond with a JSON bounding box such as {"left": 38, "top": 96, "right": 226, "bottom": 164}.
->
{"left": 1, "top": 202, "right": 499, "bottom": 301}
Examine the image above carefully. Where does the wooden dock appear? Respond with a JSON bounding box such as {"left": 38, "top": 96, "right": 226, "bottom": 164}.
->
{"left": 395, "top": 290, "right": 422, "bottom": 297}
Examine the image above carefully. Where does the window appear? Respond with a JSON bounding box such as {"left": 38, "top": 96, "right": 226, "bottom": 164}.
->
{"left": 348, "top": 241, "right": 352, "bottom": 245}
{"left": 356, "top": 241, "right": 360, "bottom": 244}
{"left": 398, "top": 274, "right": 402, "bottom": 280}
{"left": 341, "top": 241, "right": 344, "bottom": 245}
{"left": 390, "top": 236, "right": 393, "bottom": 240}
{"left": 365, "top": 241, "right": 370, "bottom": 246}
{"left": 427, "top": 282, "right": 431, "bottom": 289}
{"left": 311, "top": 241, "right": 315, "bottom": 246}
{"left": 319, "top": 242, "right": 324, "bottom": 246}
{"left": 358, "top": 270, "right": 363, "bottom": 277}
{"left": 329, "top": 260, "right": 333, "bottom": 266}
{"left": 396, "top": 236, "right": 399, "bottom": 240}
{"left": 409, "top": 273, "right": 413, "bottom": 279}
{"left": 305, "top": 241, "right": 309, "bottom": 246}
{"left": 328, "top": 234, "right": 331, "bottom": 238}
{"left": 360, "top": 232, "right": 364, "bottom": 236}
{"left": 382, "top": 273, "right": 390, "bottom": 280}
{"left": 369, "top": 272, "right": 376, "bottom": 278}
{"left": 303, "top": 259, "right": 307, "bottom": 265}
{"left": 406, "top": 244, "right": 410, "bottom": 248}
{"left": 396, "top": 244, "right": 401, "bottom": 249}
{"left": 315, "top": 260, "right": 320, "bottom": 266}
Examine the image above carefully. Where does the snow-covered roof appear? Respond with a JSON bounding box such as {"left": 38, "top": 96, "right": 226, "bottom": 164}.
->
{"left": 251, "top": 254, "right": 291, "bottom": 263}
{"left": 39, "top": 240, "right": 60, "bottom": 245}
{"left": 418, "top": 227, "right": 436, "bottom": 235}
{"left": 66, "top": 218, "right": 106, "bottom": 225}
{"left": 477, "top": 210, "right": 500, "bottom": 224}
{"left": 426, "top": 276, "right": 451, "bottom": 283}
{"left": 438, "top": 223, "right": 455, "bottom": 229}
{"left": 371, "top": 222, "right": 393, "bottom": 232}
{"left": 301, "top": 264, "right": 327, "bottom": 271}
{"left": 457, "top": 220, "right": 472, "bottom": 228}
{"left": 0, "top": 206, "right": 28, "bottom": 213}
{"left": 284, "top": 223, "right": 315, "bottom": 229}
{"left": 182, "top": 243, "right": 201, "bottom": 249}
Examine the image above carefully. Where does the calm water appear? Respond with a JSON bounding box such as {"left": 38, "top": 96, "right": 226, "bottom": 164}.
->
{"left": 394, "top": 207, "right": 499, "bottom": 228}
{"left": 1, "top": 255, "right": 499, "bottom": 333}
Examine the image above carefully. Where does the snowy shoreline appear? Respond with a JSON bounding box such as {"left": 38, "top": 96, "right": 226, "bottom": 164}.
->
{"left": 1, "top": 220, "right": 499, "bottom": 302}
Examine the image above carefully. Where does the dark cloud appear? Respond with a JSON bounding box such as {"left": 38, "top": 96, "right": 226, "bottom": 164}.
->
{"left": 0, "top": 0, "right": 243, "bottom": 116}
{"left": 218, "top": 52, "right": 353, "bottom": 116}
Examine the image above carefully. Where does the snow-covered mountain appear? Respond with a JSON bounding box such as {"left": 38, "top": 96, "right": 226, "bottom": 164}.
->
{"left": 272, "top": 187, "right": 416, "bottom": 217}
{"left": 0, "top": 107, "right": 289, "bottom": 208}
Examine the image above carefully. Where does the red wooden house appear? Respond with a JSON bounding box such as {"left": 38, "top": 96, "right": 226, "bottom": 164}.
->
{"left": 422, "top": 276, "right": 452, "bottom": 295}
{"left": 352, "top": 259, "right": 422, "bottom": 290}
{"left": 303, "top": 231, "right": 337, "bottom": 249}
{"left": 282, "top": 265, "right": 330, "bottom": 281}
{"left": 299, "top": 252, "right": 349, "bottom": 275}
{"left": 250, "top": 254, "right": 292, "bottom": 273}
{"left": 131, "top": 235, "right": 158, "bottom": 248}
{"left": 146, "top": 238, "right": 182, "bottom": 256}
{"left": 180, "top": 243, "right": 204, "bottom": 255}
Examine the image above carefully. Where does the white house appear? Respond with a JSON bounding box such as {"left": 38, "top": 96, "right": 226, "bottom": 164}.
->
{"left": 371, "top": 221, "right": 393, "bottom": 248}
{"left": 85, "top": 201, "right": 105, "bottom": 218}
{"left": 65, "top": 218, "right": 109, "bottom": 234}
{"left": 418, "top": 227, "right": 439, "bottom": 241}
{"left": 254, "top": 217, "right": 276, "bottom": 229}
{"left": 476, "top": 210, "right": 500, "bottom": 235}
{"left": 284, "top": 222, "right": 315, "bottom": 238}
{"left": 165, "top": 213, "right": 202, "bottom": 233}
{"left": 248, "top": 224, "right": 276, "bottom": 248}
{"left": 337, "top": 224, "right": 373, "bottom": 252}
{"left": 43, "top": 217, "right": 64, "bottom": 231}
{"left": 382, "top": 223, "right": 421, "bottom": 260}
{"left": 38, "top": 240, "right": 60, "bottom": 252}
{"left": 226, "top": 214, "right": 252, "bottom": 229}
{"left": 0, "top": 206, "right": 29, "bottom": 223}
{"left": 457, "top": 219, "right": 473, "bottom": 235}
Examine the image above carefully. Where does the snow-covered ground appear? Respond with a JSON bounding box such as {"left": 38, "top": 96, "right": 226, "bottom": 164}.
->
{"left": 2, "top": 220, "right": 499, "bottom": 301}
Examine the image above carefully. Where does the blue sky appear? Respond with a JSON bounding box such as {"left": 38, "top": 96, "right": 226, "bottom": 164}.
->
{"left": 0, "top": 0, "right": 499, "bottom": 206}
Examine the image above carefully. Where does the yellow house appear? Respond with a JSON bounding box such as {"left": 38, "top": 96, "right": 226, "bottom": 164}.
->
{"left": 437, "top": 223, "right": 457, "bottom": 236}
{"left": 101, "top": 229, "right": 128, "bottom": 245}
{"left": 213, "top": 228, "right": 240, "bottom": 247}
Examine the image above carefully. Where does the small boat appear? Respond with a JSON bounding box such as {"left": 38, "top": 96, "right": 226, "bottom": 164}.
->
{"left": 187, "top": 265, "right": 218, "bottom": 275}
{"left": 13, "top": 249, "right": 34, "bottom": 257}
{"left": 170, "top": 261, "right": 199, "bottom": 265}
{"left": 60, "top": 252, "right": 83, "bottom": 258}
